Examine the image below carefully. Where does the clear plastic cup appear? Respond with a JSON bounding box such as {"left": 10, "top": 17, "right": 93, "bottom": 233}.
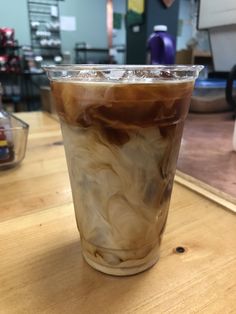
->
{"left": 44, "top": 65, "right": 202, "bottom": 276}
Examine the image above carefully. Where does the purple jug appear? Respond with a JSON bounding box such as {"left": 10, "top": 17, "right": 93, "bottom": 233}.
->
{"left": 147, "top": 25, "right": 175, "bottom": 65}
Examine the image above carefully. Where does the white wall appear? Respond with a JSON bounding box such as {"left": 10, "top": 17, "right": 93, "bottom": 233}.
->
{"left": 112, "top": 0, "right": 126, "bottom": 64}
{"left": 177, "top": 0, "right": 193, "bottom": 50}
{"left": 112, "top": 0, "right": 126, "bottom": 46}
{"left": 59, "top": 0, "right": 107, "bottom": 61}
{"left": 177, "top": 0, "right": 210, "bottom": 51}
{"left": 0, "top": 0, "right": 30, "bottom": 45}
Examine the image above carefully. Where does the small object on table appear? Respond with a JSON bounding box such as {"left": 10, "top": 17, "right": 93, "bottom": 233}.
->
{"left": 0, "top": 127, "right": 14, "bottom": 164}
{"left": 0, "top": 83, "right": 29, "bottom": 169}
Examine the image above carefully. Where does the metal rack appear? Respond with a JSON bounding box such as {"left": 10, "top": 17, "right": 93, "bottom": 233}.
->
{"left": 74, "top": 42, "right": 126, "bottom": 64}
{"left": 27, "top": 0, "right": 63, "bottom": 61}
{"left": 0, "top": 43, "right": 22, "bottom": 111}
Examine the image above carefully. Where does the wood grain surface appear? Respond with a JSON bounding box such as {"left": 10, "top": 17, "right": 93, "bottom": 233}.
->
{"left": 0, "top": 112, "right": 236, "bottom": 314}
{"left": 178, "top": 112, "right": 236, "bottom": 202}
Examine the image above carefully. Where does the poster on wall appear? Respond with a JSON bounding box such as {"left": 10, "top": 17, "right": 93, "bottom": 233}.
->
{"left": 126, "top": 0, "right": 145, "bottom": 27}
{"left": 60, "top": 16, "right": 76, "bottom": 31}
{"left": 113, "top": 12, "right": 122, "bottom": 30}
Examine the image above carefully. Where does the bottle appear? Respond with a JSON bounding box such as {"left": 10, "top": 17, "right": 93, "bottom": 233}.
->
{"left": 0, "top": 83, "right": 14, "bottom": 164}
{"left": 147, "top": 25, "right": 175, "bottom": 65}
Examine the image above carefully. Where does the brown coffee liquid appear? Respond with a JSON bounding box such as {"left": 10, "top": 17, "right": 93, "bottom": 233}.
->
{"left": 51, "top": 80, "right": 194, "bottom": 146}
{"left": 50, "top": 79, "right": 194, "bottom": 275}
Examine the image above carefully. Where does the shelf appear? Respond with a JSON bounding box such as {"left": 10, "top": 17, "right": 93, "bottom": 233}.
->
{"left": 176, "top": 49, "right": 212, "bottom": 66}
{"left": 74, "top": 44, "right": 126, "bottom": 64}
{"left": 28, "top": 1, "right": 58, "bottom": 5}
{"left": 27, "top": 0, "right": 61, "bottom": 60}
{"left": 28, "top": 0, "right": 62, "bottom": 3}
{"left": 32, "top": 46, "right": 61, "bottom": 50}
{"left": 34, "top": 54, "right": 61, "bottom": 59}
{"left": 75, "top": 48, "right": 108, "bottom": 53}
{"left": 48, "top": 29, "right": 60, "bottom": 33}
{"left": 2, "top": 95, "right": 21, "bottom": 103}
{"left": 23, "top": 70, "right": 45, "bottom": 75}
{"left": 74, "top": 47, "right": 125, "bottom": 53}
{"left": 193, "top": 50, "right": 212, "bottom": 58}
{"left": 0, "top": 71, "right": 22, "bottom": 75}
{"left": 29, "top": 19, "right": 51, "bottom": 23}
{"left": 29, "top": 10, "right": 51, "bottom": 15}
{"left": 0, "top": 45, "right": 21, "bottom": 49}
{"left": 31, "top": 28, "right": 60, "bottom": 33}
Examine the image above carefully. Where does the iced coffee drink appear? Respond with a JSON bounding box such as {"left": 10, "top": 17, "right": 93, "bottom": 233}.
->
{"left": 46, "top": 65, "right": 202, "bottom": 275}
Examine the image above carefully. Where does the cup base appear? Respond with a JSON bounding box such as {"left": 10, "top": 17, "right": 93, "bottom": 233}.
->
{"left": 82, "top": 251, "right": 160, "bottom": 276}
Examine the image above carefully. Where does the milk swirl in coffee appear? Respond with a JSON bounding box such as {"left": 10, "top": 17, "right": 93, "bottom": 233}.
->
{"left": 51, "top": 78, "right": 194, "bottom": 275}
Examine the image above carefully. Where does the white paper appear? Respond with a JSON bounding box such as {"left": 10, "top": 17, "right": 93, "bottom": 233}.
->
{"left": 109, "top": 48, "right": 118, "bottom": 56}
{"left": 51, "top": 5, "right": 58, "bottom": 18}
{"left": 60, "top": 16, "right": 76, "bottom": 31}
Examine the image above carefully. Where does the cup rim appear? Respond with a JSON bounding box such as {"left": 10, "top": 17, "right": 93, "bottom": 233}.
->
{"left": 43, "top": 64, "right": 204, "bottom": 83}
{"left": 43, "top": 64, "right": 203, "bottom": 72}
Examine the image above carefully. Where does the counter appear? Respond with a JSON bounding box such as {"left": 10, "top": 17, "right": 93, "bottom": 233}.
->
{"left": 0, "top": 112, "right": 235, "bottom": 313}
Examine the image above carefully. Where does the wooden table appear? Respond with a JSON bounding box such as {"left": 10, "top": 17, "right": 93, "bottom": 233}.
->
{"left": 177, "top": 112, "right": 236, "bottom": 211}
{"left": 0, "top": 112, "right": 236, "bottom": 314}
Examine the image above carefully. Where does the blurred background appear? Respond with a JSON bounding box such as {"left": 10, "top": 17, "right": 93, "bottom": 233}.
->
{"left": 0, "top": 0, "right": 235, "bottom": 114}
